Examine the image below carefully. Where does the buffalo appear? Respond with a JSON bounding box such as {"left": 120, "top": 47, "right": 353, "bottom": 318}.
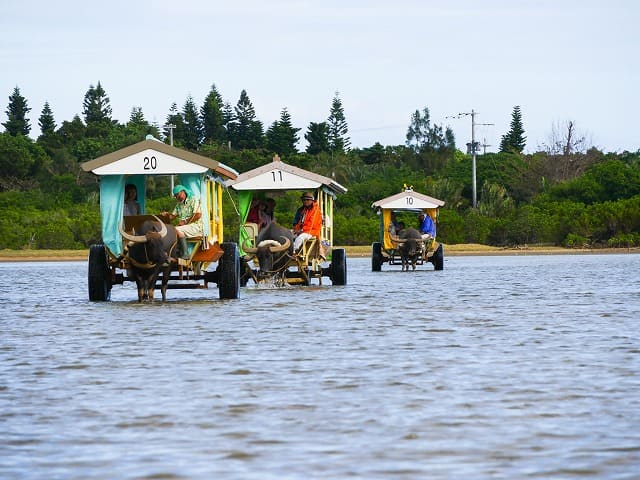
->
{"left": 243, "top": 221, "right": 293, "bottom": 285}
{"left": 119, "top": 216, "right": 178, "bottom": 301}
{"left": 391, "top": 227, "right": 424, "bottom": 271}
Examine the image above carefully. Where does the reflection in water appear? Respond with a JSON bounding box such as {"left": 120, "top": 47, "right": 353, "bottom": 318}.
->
{"left": 1, "top": 255, "right": 639, "bottom": 479}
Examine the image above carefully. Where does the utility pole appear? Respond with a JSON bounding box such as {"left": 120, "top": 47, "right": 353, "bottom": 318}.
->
{"left": 482, "top": 137, "right": 491, "bottom": 155}
{"left": 449, "top": 110, "right": 493, "bottom": 208}
{"left": 164, "top": 124, "right": 176, "bottom": 193}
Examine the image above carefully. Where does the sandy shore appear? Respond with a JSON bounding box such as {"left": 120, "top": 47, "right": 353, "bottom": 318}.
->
{"left": 1, "top": 244, "right": 637, "bottom": 262}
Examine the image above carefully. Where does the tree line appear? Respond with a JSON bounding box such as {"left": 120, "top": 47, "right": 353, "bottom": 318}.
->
{"left": 1, "top": 83, "right": 639, "bottom": 251}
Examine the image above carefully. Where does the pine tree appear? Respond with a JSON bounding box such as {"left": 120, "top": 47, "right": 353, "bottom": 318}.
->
{"left": 327, "top": 92, "right": 350, "bottom": 154}
{"left": 125, "top": 107, "right": 157, "bottom": 141}
{"left": 305, "top": 122, "right": 330, "bottom": 154}
{"left": 200, "top": 84, "right": 226, "bottom": 145}
{"left": 164, "top": 102, "right": 185, "bottom": 146}
{"left": 82, "top": 82, "right": 112, "bottom": 125}
{"left": 265, "top": 107, "right": 300, "bottom": 157}
{"left": 128, "top": 107, "right": 146, "bottom": 126}
{"left": 2, "top": 86, "right": 31, "bottom": 136}
{"left": 182, "top": 95, "right": 202, "bottom": 150}
{"left": 233, "top": 90, "right": 263, "bottom": 149}
{"left": 499, "top": 105, "right": 526, "bottom": 153}
{"left": 221, "top": 101, "right": 235, "bottom": 147}
{"left": 38, "top": 102, "right": 56, "bottom": 137}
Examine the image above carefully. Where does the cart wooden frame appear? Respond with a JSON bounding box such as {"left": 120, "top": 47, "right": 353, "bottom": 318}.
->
{"left": 227, "top": 155, "right": 348, "bottom": 286}
{"left": 81, "top": 137, "right": 241, "bottom": 301}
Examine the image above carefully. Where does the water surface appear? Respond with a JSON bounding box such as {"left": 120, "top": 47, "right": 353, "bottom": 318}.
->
{"left": 1, "top": 254, "right": 639, "bottom": 479}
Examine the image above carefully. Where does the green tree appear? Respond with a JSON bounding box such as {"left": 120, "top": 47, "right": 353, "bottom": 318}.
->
{"left": 82, "top": 82, "right": 114, "bottom": 137}
{"left": 406, "top": 107, "right": 455, "bottom": 152}
{"left": 125, "top": 107, "right": 157, "bottom": 142}
{"left": 57, "top": 115, "right": 86, "bottom": 147}
{"left": 129, "top": 106, "right": 145, "bottom": 125}
{"left": 305, "top": 121, "right": 330, "bottom": 154}
{"left": 82, "top": 82, "right": 112, "bottom": 124}
{"left": 265, "top": 107, "right": 299, "bottom": 157}
{"left": 233, "top": 90, "right": 263, "bottom": 149}
{"left": 327, "top": 92, "right": 350, "bottom": 154}
{"left": 201, "top": 84, "right": 226, "bottom": 145}
{"left": 182, "top": 95, "right": 202, "bottom": 150}
{"left": 499, "top": 105, "right": 526, "bottom": 153}
{"left": 0, "top": 132, "right": 49, "bottom": 188}
{"left": 36, "top": 102, "right": 65, "bottom": 164}
{"left": 164, "top": 102, "right": 185, "bottom": 146}
{"left": 3, "top": 86, "right": 31, "bottom": 136}
{"left": 221, "top": 101, "right": 235, "bottom": 146}
{"left": 38, "top": 101, "right": 56, "bottom": 138}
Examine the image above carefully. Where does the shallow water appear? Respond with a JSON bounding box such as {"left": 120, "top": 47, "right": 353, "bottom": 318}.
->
{"left": 1, "top": 254, "right": 639, "bottom": 479}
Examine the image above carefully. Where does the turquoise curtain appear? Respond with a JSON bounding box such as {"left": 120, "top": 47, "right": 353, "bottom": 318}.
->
{"left": 100, "top": 175, "right": 125, "bottom": 255}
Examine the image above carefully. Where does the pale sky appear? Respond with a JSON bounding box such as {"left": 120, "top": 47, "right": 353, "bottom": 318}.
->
{"left": 2, "top": 0, "right": 638, "bottom": 153}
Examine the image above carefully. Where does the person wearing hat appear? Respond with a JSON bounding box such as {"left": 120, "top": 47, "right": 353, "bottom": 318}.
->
{"left": 161, "top": 185, "right": 203, "bottom": 259}
{"left": 292, "top": 192, "right": 322, "bottom": 251}
{"left": 418, "top": 211, "right": 436, "bottom": 240}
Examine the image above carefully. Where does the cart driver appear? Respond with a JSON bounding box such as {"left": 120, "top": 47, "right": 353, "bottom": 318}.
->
{"left": 161, "top": 185, "right": 203, "bottom": 259}
{"left": 418, "top": 212, "right": 435, "bottom": 240}
{"left": 292, "top": 192, "right": 322, "bottom": 252}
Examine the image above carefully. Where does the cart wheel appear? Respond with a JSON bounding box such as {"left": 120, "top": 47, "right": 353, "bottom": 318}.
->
{"left": 218, "top": 242, "right": 240, "bottom": 299}
{"left": 331, "top": 248, "right": 347, "bottom": 285}
{"left": 432, "top": 243, "right": 444, "bottom": 271}
{"left": 372, "top": 242, "right": 382, "bottom": 272}
{"left": 88, "top": 244, "right": 111, "bottom": 301}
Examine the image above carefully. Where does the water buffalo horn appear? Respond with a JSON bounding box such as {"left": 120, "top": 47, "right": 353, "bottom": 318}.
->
{"left": 243, "top": 240, "right": 258, "bottom": 254}
{"left": 152, "top": 216, "right": 167, "bottom": 238}
{"left": 269, "top": 236, "right": 291, "bottom": 253}
{"left": 390, "top": 234, "right": 405, "bottom": 245}
{"left": 118, "top": 216, "right": 167, "bottom": 243}
{"left": 119, "top": 224, "right": 148, "bottom": 243}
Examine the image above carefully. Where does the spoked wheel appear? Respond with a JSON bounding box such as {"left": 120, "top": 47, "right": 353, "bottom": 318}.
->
{"left": 88, "top": 244, "right": 111, "bottom": 301}
{"left": 372, "top": 242, "right": 382, "bottom": 272}
{"left": 330, "top": 248, "right": 347, "bottom": 285}
{"left": 218, "top": 242, "right": 241, "bottom": 299}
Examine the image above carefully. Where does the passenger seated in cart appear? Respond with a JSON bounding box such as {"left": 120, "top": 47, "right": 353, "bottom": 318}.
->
{"left": 418, "top": 212, "right": 436, "bottom": 240}
{"left": 292, "top": 192, "right": 322, "bottom": 252}
{"left": 161, "top": 185, "right": 203, "bottom": 259}
{"left": 247, "top": 199, "right": 261, "bottom": 224}
{"left": 123, "top": 183, "right": 141, "bottom": 216}
{"left": 247, "top": 198, "right": 275, "bottom": 231}
{"left": 388, "top": 212, "right": 403, "bottom": 236}
{"left": 262, "top": 198, "right": 275, "bottom": 226}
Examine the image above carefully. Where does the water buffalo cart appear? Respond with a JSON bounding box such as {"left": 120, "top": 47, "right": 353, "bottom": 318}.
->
{"left": 82, "top": 137, "right": 241, "bottom": 301}
{"left": 227, "top": 155, "right": 348, "bottom": 287}
{"left": 371, "top": 187, "right": 445, "bottom": 272}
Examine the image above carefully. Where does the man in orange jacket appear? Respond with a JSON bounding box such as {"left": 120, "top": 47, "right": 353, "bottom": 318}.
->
{"left": 292, "top": 192, "right": 322, "bottom": 251}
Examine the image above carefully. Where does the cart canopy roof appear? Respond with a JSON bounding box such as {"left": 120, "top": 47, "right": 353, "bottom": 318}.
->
{"left": 226, "top": 155, "right": 346, "bottom": 196}
{"left": 372, "top": 188, "right": 445, "bottom": 211}
{"left": 80, "top": 137, "right": 238, "bottom": 179}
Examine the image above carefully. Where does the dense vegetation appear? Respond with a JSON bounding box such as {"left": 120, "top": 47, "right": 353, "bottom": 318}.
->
{"left": 1, "top": 83, "right": 639, "bottom": 250}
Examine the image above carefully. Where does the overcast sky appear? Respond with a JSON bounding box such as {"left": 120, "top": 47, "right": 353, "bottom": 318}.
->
{"left": 2, "top": 0, "right": 638, "bottom": 153}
